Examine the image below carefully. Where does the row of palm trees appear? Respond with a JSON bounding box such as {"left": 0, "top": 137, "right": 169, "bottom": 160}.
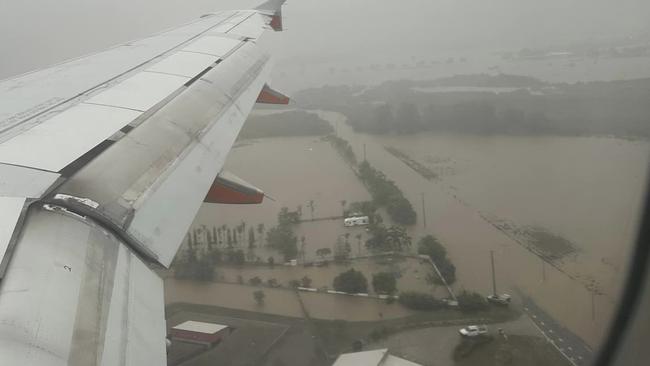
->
{"left": 186, "top": 222, "right": 266, "bottom": 250}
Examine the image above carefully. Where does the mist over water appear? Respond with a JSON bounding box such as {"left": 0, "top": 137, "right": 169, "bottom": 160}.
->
{"left": 3, "top": 0, "right": 650, "bottom": 89}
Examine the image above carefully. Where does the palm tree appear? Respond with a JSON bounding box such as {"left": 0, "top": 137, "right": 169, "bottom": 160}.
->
{"left": 300, "top": 236, "right": 307, "bottom": 262}
{"left": 355, "top": 234, "right": 362, "bottom": 256}
{"left": 308, "top": 200, "right": 315, "bottom": 220}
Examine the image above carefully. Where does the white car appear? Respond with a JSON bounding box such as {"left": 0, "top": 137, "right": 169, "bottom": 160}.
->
{"left": 487, "top": 294, "right": 512, "bottom": 306}
{"left": 459, "top": 325, "right": 489, "bottom": 337}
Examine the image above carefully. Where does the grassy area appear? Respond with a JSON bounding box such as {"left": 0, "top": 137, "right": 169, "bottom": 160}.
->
{"left": 312, "top": 306, "right": 520, "bottom": 355}
{"left": 166, "top": 302, "right": 305, "bottom": 326}
{"left": 167, "top": 299, "right": 520, "bottom": 362}
{"left": 166, "top": 303, "right": 329, "bottom": 366}
{"left": 454, "top": 335, "right": 572, "bottom": 366}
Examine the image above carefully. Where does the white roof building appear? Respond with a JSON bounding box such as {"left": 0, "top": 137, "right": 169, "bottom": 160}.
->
{"left": 333, "top": 349, "right": 422, "bottom": 366}
{"left": 171, "top": 321, "right": 228, "bottom": 334}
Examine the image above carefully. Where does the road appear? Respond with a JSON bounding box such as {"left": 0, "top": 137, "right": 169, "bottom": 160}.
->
{"left": 520, "top": 294, "right": 594, "bottom": 366}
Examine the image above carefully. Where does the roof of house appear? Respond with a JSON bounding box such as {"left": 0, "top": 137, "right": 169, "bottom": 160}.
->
{"left": 333, "top": 349, "right": 388, "bottom": 366}
{"left": 383, "top": 355, "right": 422, "bottom": 366}
{"left": 171, "top": 321, "right": 228, "bottom": 334}
{"left": 333, "top": 349, "right": 422, "bottom": 366}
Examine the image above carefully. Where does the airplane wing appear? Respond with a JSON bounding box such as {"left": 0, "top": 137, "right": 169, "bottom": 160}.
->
{"left": 0, "top": 0, "right": 287, "bottom": 364}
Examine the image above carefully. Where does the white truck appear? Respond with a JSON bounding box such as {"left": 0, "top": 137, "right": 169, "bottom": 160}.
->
{"left": 344, "top": 215, "right": 369, "bottom": 227}
{"left": 459, "top": 325, "right": 488, "bottom": 337}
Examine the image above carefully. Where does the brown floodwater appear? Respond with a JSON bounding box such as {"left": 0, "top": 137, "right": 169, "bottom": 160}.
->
{"left": 164, "top": 278, "right": 416, "bottom": 321}
{"left": 314, "top": 110, "right": 650, "bottom": 348}
{"left": 214, "top": 256, "right": 450, "bottom": 298}
{"left": 171, "top": 109, "right": 648, "bottom": 348}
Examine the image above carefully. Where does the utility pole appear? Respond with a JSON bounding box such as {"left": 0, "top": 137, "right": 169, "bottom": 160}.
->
{"left": 591, "top": 289, "right": 596, "bottom": 321}
{"left": 490, "top": 250, "right": 497, "bottom": 296}
{"left": 421, "top": 192, "right": 427, "bottom": 228}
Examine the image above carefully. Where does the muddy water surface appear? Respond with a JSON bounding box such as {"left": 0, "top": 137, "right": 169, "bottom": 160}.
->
{"left": 316, "top": 110, "right": 649, "bottom": 348}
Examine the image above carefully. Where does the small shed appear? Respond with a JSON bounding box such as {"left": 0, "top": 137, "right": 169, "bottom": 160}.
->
{"left": 170, "top": 321, "right": 231, "bottom": 346}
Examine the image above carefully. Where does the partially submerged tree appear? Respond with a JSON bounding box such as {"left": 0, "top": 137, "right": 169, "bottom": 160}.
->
{"left": 301, "top": 275, "right": 313, "bottom": 288}
{"left": 333, "top": 268, "right": 368, "bottom": 293}
{"left": 457, "top": 290, "right": 488, "bottom": 312}
{"left": 316, "top": 247, "right": 332, "bottom": 260}
{"left": 372, "top": 272, "right": 397, "bottom": 295}
{"left": 418, "top": 235, "right": 456, "bottom": 285}
{"left": 253, "top": 290, "right": 266, "bottom": 305}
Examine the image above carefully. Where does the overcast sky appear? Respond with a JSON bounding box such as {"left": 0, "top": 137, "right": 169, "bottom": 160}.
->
{"left": 1, "top": 0, "right": 649, "bottom": 87}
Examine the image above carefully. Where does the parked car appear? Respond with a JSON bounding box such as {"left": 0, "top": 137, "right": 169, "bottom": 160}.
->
{"left": 459, "top": 325, "right": 488, "bottom": 337}
{"left": 487, "top": 294, "right": 512, "bottom": 306}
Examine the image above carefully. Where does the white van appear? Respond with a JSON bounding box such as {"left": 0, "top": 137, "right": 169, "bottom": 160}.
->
{"left": 344, "top": 216, "right": 370, "bottom": 227}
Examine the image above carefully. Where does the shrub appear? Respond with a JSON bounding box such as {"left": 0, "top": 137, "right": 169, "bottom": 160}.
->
{"left": 398, "top": 291, "right": 444, "bottom": 311}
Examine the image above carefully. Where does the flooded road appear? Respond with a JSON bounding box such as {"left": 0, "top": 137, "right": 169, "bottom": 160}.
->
{"left": 316, "top": 110, "right": 649, "bottom": 348}
{"left": 164, "top": 279, "right": 416, "bottom": 321}
{"left": 214, "top": 256, "right": 449, "bottom": 298}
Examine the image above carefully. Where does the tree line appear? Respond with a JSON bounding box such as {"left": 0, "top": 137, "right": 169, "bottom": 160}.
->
{"left": 296, "top": 75, "right": 650, "bottom": 139}
{"left": 358, "top": 160, "right": 416, "bottom": 225}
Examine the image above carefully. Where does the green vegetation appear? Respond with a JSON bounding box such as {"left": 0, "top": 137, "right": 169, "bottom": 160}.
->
{"left": 418, "top": 235, "right": 457, "bottom": 285}
{"left": 295, "top": 75, "right": 650, "bottom": 139}
{"left": 324, "top": 134, "right": 357, "bottom": 165}
{"left": 266, "top": 207, "right": 299, "bottom": 261}
{"left": 334, "top": 235, "right": 352, "bottom": 261}
{"left": 457, "top": 290, "right": 489, "bottom": 312}
{"left": 301, "top": 275, "right": 313, "bottom": 288}
{"left": 453, "top": 336, "right": 494, "bottom": 361}
{"left": 325, "top": 133, "right": 416, "bottom": 227}
{"left": 454, "top": 335, "right": 573, "bottom": 366}
{"left": 238, "top": 110, "right": 333, "bottom": 140}
{"left": 253, "top": 290, "right": 266, "bottom": 305}
{"left": 372, "top": 272, "right": 397, "bottom": 295}
{"left": 398, "top": 291, "right": 444, "bottom": 311}
{"left": 366, "top": 224, "right": 411, "bottom": 253}
{"left": 333, "top": 268, "right": 368, "bottom": 293}
{"left": 369, "top": 326, "right": 395, "bottom": 341}
{"left": 358, "top": 161, "right": 416, "bottom": 225}
{"left": 315, "top": 247, "right": 332, "bottom": 260}
{"left": 173, "top": 254, "right": 214, "bottom": 281}
{"left": 345, "top": 200, "right": 377, "bottom": 218}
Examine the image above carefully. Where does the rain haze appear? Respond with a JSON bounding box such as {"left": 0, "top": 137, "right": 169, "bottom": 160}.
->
{"left": 2, "top": 0, "right": 650, "bottom": 89}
